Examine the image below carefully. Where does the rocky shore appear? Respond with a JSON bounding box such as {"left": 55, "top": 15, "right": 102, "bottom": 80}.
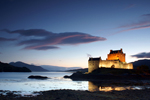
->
{"left": 1, "top": 89, "right": 150, "bottom": 100}
{"left": 64, "top": 69, "right": 150, "bottom": 81}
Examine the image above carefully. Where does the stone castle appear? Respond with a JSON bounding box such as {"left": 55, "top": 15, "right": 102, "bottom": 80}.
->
{"left": 88, "top": 49, "right": 133, "bottom": 73}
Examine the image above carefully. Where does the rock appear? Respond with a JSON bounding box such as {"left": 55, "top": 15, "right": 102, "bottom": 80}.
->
{"left": 28, "top": 75, "right": 48, "bottom": 79}
{"left": 64, "top": 75, "right": 70, "bottom": 78}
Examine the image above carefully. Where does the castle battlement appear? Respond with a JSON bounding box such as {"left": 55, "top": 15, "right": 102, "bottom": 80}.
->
{"left": 107, "top": 48, "right": 125, "bottom": 62}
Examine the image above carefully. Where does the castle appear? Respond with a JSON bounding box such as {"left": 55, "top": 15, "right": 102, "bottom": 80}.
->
{"left": 88, "top": 49, "right": 133, "bottom": 73}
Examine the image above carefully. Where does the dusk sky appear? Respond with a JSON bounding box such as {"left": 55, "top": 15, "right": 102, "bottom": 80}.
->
{"left": 0, "top": 0, "right": 150, "bottom": 68}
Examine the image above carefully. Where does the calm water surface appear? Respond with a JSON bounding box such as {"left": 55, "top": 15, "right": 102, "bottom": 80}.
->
{"left": 0, "top": 72, "right": 150, "bottom": 95}
{"left": 0, "top": 72, "right": 88, "bottom": 95}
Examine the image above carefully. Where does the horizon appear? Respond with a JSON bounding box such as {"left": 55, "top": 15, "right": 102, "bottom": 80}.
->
{"left": 1, "top": 0, "right": 150, "bottom": 68}
{"left": 2, "top": 56, "right": 150, "bottom": 69}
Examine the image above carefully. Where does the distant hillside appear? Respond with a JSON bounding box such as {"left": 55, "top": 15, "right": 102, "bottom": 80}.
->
{"left": 41, "top": 65, "right": 81, "bottom": 71}
{"left": 131, "top": 59, "right": 150, "bottom": 69}
{"left": 9, "top": 61, "right": 48, "bottom": 72}
{"left": 0, "top": 62, "right": 31, "bottom": 72}
{"left": 67, "top": 68, "right": 88, "bottom": 73}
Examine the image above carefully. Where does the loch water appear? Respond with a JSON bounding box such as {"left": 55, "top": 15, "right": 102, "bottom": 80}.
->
{"left": 0, "top": 72, "right": 88, "bottom": 95}
{"left": 0, "top": 72, "right": 150, "bottom": 95}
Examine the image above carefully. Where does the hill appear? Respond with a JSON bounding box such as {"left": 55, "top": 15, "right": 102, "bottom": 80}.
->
{"left": 131, "top": 59, "right": 150, "bottom": 69}
{"left": 41, "top": 65, "right": 81, "bottom": 71}
{"left": 9, "top": 61, "right": 48, "bottom": 72}
{"left": 66, "top": 59, "right": 150, "bottom": 73}
{"left": 0, "top": 62, "right": 31, "bottom": 72}
{"left": 67, "top": 68, "right": 88, "bottom": 73}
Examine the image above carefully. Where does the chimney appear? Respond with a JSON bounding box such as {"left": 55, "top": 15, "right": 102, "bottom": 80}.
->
{"left": 110, "top": 50, "right": 112, "bottom": 53}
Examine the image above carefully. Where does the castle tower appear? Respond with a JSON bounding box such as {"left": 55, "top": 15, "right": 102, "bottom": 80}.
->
{"left": 88, "top": 57, "right": 101, "bottom": 73}
{"left": 107, "top": 48, "right": 125, "bottom": 62}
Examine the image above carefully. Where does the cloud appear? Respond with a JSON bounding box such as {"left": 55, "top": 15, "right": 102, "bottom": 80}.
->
{"left": 115, "top": 24, "right": 150, "bottom": 35}
{"left": 142, "top": 14, "right": 150, "bottom": 17}
{"left": 124, "top": 4, "right": 136, "bottom": 10}
{"left": 29, "top": 46, "right": 60, "bottom": 50}
{"left": 1, "top": 29, "right": 53, "bottom": 37}
{"left": 111, "top": 14, "right": 150, "bottom": 35}
{"left": 0, "top": 37, "right": 16, "bottom": 42}
{"left": 2, "top": 29, "right": 106, "bottom": 50}
{"left": 131, "top": 52, "right": 150, "bottom": 58}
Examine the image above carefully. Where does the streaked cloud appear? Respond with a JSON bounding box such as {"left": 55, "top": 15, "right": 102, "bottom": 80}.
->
{"left": 142, "top": 14, "right": 150, "bottom": 17}
{"left": 115, "top": 24, "right": 150, "bottom": 34}
{"left": 31, "top": 46, "right": 60, "bottom": 50}
{"left": 124, "top": 4, "right": 136, "bottom": 10}
{"left": 1, "top": 29, "right": 53, "bottom": 37}
{"left": 1, "top": 29, "right": 106, "bottom": 50}
{"left": 131, "top": 52, "right": 150, "bottom": 58}
{"left": 111, "top": 14, "right": 150, "bottom": 35}
{"left": 0, "top": 37, "right": 16, "bottom": 42}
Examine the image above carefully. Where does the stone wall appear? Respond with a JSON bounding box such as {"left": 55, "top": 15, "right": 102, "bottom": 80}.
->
{"left": 99, "top": 60, "right": 133, "bottom": 69}
{"left": 99, "top": 60, "right": 122, "bottom": 68}
{"left": 88, "top": 60, "right": 99, "bottom": 73}
{"left": 122, "top": 63, "right": 133, "bottom": 69}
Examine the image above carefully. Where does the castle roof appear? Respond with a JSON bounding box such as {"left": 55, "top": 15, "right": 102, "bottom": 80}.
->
{"left": 109, "top": 49, "right": 124, "bottom": 54}
{"left": 110, "top": 50, "right": 121, "bottom": 54}
{"left": 89, "top": 57, "right": 100, "bottom": 61}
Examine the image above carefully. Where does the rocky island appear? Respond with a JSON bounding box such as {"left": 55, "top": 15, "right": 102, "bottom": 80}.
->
{"left": 64, "top": 68, "right": 150, "bottom": 81}
{"left": 28, "top": 75, "right": 48, "bottom": 79}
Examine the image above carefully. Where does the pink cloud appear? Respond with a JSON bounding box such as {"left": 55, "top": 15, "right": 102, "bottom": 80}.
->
{"left": 114, "top": 24, "right": 150, "bottom": 35}
{"left": 2, "top": 29, "right": 106, "bottom": 50}
{"left": 111, "top": 14, "right": 150, "bottom": 35}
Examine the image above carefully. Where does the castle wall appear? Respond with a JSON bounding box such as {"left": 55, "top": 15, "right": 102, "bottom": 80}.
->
{"left": 99, "top": 60, "right": 123, "bottom": 68}
{"left": 107, "top": 53, "right": 125, "bottom": 62}
{"left": 88, "top": 60, "right": 99, "bottom": 73}
{"left": 99, "top": 60, "right": 133, "bottom": 69}
{"left": 122, "top": 63, "right": 133, "bottom": 69}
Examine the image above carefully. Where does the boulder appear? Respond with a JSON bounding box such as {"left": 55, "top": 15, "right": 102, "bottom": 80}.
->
{"left": 28, "top": 75, "right": 48, "bottom": 79}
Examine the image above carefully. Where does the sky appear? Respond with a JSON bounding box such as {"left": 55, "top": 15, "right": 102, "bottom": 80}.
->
{"left": 0, "top": 0, "right": 150, "bottom": 68}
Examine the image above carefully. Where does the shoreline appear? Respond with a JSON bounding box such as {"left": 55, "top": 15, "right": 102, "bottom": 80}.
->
{"left": 1, "top": 89, "right": 150, "bottom": 100}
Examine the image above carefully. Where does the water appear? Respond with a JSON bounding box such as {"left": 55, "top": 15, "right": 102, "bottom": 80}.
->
{"left": 0, "top": 72, "right": 150, "bottom": 96}
{"left": 0, "top": 72, "right": 88, "bottom": 95}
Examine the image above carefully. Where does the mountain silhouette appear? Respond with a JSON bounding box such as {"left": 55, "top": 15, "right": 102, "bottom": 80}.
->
{"left": 41, "top": 65, "right": 81, "bottom": 71}
{"left": 0, "top": 62, "right": 31, "bottom": 72}
{"left": 9, "top": 59, "right": 150, "bottom": 72}
{"left": 9, "top": 61, "right": 48, "bottom": 72}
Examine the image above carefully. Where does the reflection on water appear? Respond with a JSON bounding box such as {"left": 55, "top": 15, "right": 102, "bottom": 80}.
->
{"left": 89, "top": 81, "right": 99, "bottom": 92}
{"left": 1, "top": 72, "right": 150, "bottom": 95}
{"left": 89, "top": 81, "right": 131, "bottom": 92}
{"left": 99, "top": 86, "right": 131, "bottom": 92}
{"left": 0, "top": 72, "right": 89, "bottom": 95}
{"left": 88, "top": 81, "right": 150, "bottom": 92}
